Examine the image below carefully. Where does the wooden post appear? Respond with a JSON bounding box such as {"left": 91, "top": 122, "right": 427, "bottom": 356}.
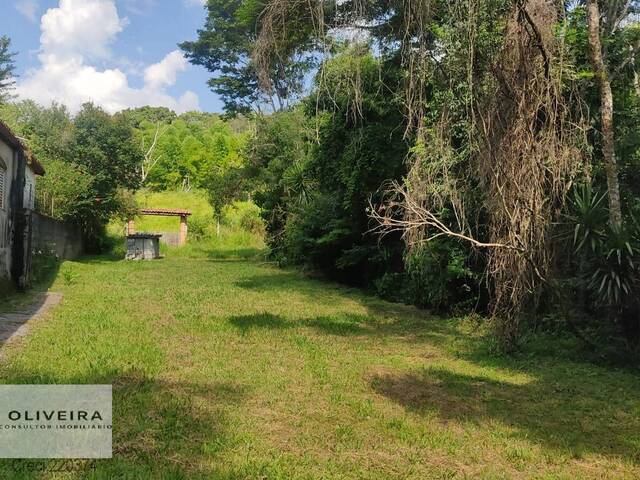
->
{"left": 179, "top": 215, "right": 188, "bottom": 246}
{"left": 127, "top": 219, "right": 135, "bottom": 235}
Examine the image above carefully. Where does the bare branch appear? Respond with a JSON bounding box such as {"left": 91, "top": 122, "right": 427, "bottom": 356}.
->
{"left": 141, "top": 122, "right": 167, "bottom": 183}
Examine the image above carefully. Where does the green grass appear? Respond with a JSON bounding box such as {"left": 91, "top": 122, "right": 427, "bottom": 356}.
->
{"left": 0, "top": 245, "right": 639, "bottom": 479}
{"left": 160, "top": 230, "right": 265, "bottom": 260}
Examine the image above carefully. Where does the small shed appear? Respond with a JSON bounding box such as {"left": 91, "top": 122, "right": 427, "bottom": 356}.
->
{"left": 126, "top": 233, "right": 161, "bottom": 260}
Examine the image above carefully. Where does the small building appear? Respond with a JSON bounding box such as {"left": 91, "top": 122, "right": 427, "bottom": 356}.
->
{"left": 0, "top": 120, "right": 45, "bottom": 288}
{"left": 126, "top": 233, "right": 161, "bottom": 260}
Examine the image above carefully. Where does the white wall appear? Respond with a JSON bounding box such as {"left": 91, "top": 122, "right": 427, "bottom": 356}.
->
{"left": 0, "top": 138, "right": 15, "bottom": 279}
{"left": 24, "top": 167, "right": 35, "bottom": 211}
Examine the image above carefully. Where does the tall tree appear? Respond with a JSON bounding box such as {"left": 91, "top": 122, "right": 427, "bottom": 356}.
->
{"left": 72, "top": 103, "right": 143, "bottom": 242}
{"left": 180, "top": 0, "right": 315, "bottom": 115}
{"left": 0, "top": 36, "right": 16, "bottom": 103}
{"left": 586, "top": 0, "right": 623, "bottom": 227}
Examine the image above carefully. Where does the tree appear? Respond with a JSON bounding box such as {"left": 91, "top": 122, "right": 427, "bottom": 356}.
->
{"left": 0, "top": 101, "right": 142, "bottom": 248}
{"left": 207, "top": 164, "right": 246, "bottom": 236}
{"left": 72, "top": 103, "right": 143, "bottom": 244}
{"left": 248, "top": 0, "right": 588, "bottom": 347}
{"left": 0, "top": 101, "right": 75, "bottom": 162}
{"left": 120, "top": 106, "right": 177, "bottom": 127}
{"left": 74, "top": 103, "right": 141, "bottom": 192}
{"left": 0, "top": 36, "right": 16, "bottom": 103}
{"left": 586, "top": 0, "right": 624, "bottom": 227}
{"left": 180, "top": 0, "right": 315, "bottom": 115}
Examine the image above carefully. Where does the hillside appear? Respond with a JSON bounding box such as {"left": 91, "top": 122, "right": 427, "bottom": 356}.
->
{"left": 134, "top": 190, "right": 213, "bottom": 233}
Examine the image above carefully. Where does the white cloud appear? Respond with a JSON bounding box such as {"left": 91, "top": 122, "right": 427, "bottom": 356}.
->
{"left": 144, "top": 50, "right": 188, "bottom": 90}
{"left": 15, "top": 0, "right": 39, "bottom": 23}
{"left": 41, "top": 0, "right": 127, "bottom": 60}
{"left": 184, "top": 0, "right": 206, "bottom": 7}
{"left": 16, "top": 0, "right": 200, "bottom": 114}
{"left": 175, "top": 91, "right": 200, "bottom": 112}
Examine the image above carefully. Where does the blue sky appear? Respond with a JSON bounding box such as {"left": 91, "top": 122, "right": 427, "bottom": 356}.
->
{"left": 1, "top": 0, "right": 224, "bottom": 113}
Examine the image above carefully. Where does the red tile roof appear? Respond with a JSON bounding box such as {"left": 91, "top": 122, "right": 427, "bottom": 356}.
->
{"left": 140, "top": 208, "right": 192, "bottom": 216}
{"left": 0, "top": 120, "right": 45, "bottom": 176}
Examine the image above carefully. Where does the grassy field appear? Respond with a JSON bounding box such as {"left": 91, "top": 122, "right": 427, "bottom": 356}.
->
{"left": 0, "top": 243, "right": 639, "bottom": 478}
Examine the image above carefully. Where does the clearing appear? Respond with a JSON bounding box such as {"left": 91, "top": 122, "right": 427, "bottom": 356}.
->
{"left": 0, "top": 246, "right": 638, "bottom": 479}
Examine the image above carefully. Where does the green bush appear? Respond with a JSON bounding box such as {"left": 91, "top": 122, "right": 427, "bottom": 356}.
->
{"left": 30, "top": 245, "right": 59, "bottom": 285}
{"left": 223, "top": 201, "right": 264, "bottom": 236}
{"left": 559, "top": 185, "right": 640, "bottom": 344}
{"left": 188, "top": 214, "right": 214, "bottom": 241}
{"left": 404, "top": 241, "right": 479, "bottom": 313}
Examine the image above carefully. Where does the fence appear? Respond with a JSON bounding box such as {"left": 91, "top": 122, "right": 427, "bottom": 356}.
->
{"left": 156, "top": 232, "right": 180, "bottom": 247}
{"left": 30, "top": 212, "right": 83, "bottom": 260}
{"left": 34, "top": 191, "right": 58, "bottom": 219}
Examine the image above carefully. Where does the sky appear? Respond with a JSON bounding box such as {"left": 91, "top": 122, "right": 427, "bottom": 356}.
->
{"left": 1, "top": 0, "right": 224, "bottom": 114}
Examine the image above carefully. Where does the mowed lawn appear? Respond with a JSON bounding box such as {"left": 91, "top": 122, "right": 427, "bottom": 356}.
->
{"left": 1, "top": 248, "right": 639, "bottom": 479}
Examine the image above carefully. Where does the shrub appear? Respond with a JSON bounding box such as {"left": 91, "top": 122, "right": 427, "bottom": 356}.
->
{"left": 560, "top": 185, "right": 640, "bottom": 345}
{"left": 223, "top": 201, "right": 265, "bottom": 236}
{"left": 30, "top": 245, "right": 59, "bottom": 285}
{"left": 188, "top": 214, "right": 214, "bottom": 241}
{"left": 404, "top": 241, "right": 479, "bottom": 313}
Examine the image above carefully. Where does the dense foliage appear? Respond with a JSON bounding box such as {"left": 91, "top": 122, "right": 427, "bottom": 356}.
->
{"left": 0, "top": 101, "right": 142, "bottom": 248}
{"left": 0, "top": 101, "right": 250, "bottom": 249}
{"left": 121, "top": 107, "right": 248, "bottom": 191}
{"left": 206, "top": 0, "right": 640, "bottom": 353}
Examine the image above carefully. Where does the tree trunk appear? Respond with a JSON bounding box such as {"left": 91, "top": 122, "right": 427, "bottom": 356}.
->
{"left": 587, "top": 0, "right": 622, "bottom": 228}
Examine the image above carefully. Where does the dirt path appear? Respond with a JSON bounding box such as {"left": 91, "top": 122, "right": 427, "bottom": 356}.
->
{"left": 0, "top": 292, "right": 63, "bottom": 355}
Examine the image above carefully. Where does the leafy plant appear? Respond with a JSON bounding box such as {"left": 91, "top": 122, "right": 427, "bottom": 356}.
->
{"left": 564, "top": 184, "right": 608, "bottom": 255}
{"left": 589, "top": 224, "right": 638, "bottom": 307}
{"left": 561, "top": 184, "right": 640, "bottom": 343}
{"left": 405, "top": 240, "right": 479, "bottom": 312}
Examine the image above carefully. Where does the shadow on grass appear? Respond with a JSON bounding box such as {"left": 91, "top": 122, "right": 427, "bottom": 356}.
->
{"left": 370, "top": 365, "right": 640, "bottom": 463}
{"left": 231, "top": 274, "right": 640, "bottom": 463}
{"left": 0, "top": 368, "right": 249, "bottom": 479}
{"left": 235, "top": 271, "right": 435, "bottom": 322}
{"left": 226, "top": 311, "right": 451, "bottom": 343}
{"left": 206, "top": 247, "right": 265, "bottom": 261}
{"left": 306, "top": 314, "right": 372, "bottom": 336}
{"left": 235, "top": 271, "right": 426, "bottom": 313}
{"left": 228, "top": 312, "right": 376, "bottom": 337}
{"left": 229, "top": 312, "right": 292, "bottom": 335}
{"left": 234, "top": 271, "right": 339, "bottom": 294}
{"left": 74, "top": 253, "right": 125, "bottom": 265}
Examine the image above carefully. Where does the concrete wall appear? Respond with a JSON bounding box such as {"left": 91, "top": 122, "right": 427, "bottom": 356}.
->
{"left": 157, "top": 231, "right": 180, "bottom": 247}
{"left": 30, "top": 212, "right": 83, "bottom": 260}
{"left": 0, "top": 137, "right": 16, "bottom": 280}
